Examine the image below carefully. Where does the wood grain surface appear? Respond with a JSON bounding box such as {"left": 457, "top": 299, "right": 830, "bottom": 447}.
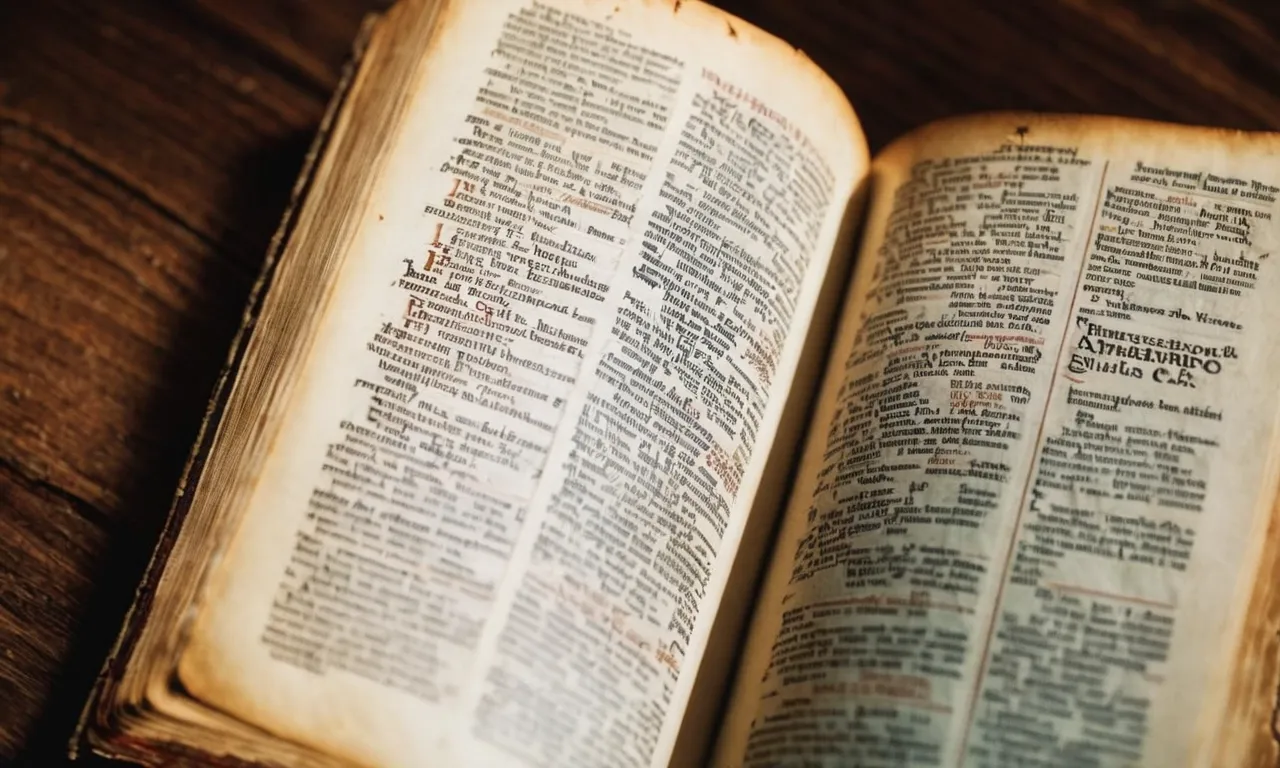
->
{"left": 3, "top": 0, "right": 1280, "bottom": 764}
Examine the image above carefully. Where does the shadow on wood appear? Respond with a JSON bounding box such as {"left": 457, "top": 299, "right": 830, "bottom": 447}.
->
{"left": 7, "top": 129, "right": 315, "bottom": 768}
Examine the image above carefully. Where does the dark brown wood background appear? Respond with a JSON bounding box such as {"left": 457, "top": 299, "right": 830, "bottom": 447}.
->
{"left": 3, "top": 0, "right": 1280, "bottom": 764}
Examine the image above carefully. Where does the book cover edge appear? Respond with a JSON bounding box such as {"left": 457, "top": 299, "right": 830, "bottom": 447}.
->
{"left": 68, "top": 12, "right": 384, "bottom": 765}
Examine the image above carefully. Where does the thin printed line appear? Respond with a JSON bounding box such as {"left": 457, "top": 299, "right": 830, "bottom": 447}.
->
{"left": 952, "top": 160, "right": 1111, "bottom": 766}
{"left": 1045, "top": 582, "right": 1175, "bottom": 611}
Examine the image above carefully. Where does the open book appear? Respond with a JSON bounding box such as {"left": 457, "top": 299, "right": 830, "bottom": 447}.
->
{"left": 73, "top": 0, "right": 1280, "bottom": 765}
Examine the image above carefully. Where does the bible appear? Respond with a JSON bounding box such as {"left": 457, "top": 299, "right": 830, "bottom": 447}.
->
{"left": 73, "top": 0, "right": 1280, "bottom": 766}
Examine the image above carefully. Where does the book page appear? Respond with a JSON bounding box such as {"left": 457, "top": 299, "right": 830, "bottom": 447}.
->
{"left": 174, "top": 1, "right": 868, "bottom": 766}
{"left": 715, "top": 115, "right": 1280, "bottom": 767}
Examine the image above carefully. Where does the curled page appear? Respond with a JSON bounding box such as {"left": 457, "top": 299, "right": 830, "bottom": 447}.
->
{"left": 718, "top": 116, "right": 1280, "bottom": 768}
{"left": 175, "top": 1, "right": 867, "bottom": 766}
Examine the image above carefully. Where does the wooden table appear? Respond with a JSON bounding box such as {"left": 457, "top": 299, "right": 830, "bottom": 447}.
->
{"left": 3, "top": 0, "right": 1280, "bottom": 764}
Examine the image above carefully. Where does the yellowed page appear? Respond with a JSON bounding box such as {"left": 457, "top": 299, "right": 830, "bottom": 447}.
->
{"left": 716, "top": 114, "right": 1280, "bottom": 768}
{"left": 173, "top": 1, "right": 869, "bottom": 766}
